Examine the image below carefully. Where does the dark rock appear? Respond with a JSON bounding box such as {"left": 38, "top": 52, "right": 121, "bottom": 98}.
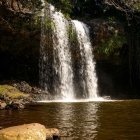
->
{"left": 13, "top": 81, "right": 32, "bottom": 93}
{"left": 6, "top": 100, "right": 25, "bottom": 110}
{"left": 53, "top": 135, "right": 61, "bottom": 140}
{"left": 0, "top": 0, "right": 40, "bottom": 85}
{"left": 12, "top": 81, "right": 50, "bottom": 101}
{"left": 31, "top": 87, "right": 50, "bottom": 101}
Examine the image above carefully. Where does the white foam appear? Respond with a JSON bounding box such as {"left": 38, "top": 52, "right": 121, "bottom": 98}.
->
{"left": 37, "top": 98, "right": 114, "bottom": 103}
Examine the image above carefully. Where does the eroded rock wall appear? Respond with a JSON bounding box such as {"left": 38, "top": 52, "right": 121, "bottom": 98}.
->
{"left": 0, "top": 0, "right": 41, "bottom": 85}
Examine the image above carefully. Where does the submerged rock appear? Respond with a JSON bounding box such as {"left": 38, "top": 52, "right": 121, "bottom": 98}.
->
{"left": 0, "top": 123, "right": 60, "bottom": 140}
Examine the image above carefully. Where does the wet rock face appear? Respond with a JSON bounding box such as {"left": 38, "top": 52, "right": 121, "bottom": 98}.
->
{"left": 0, "top": 0, "right": 41, "bottom": 85}
{"left": 13, "top": 81, "right": 32, "bottom": 93}
{"left": 0, "top": 28, "right": 40, "bottom": 85}
{"left": 0, "top": 123, "right": 60, "bottom": 140}
{"left": 12, "top": 81, "right": 51, "bottom": 101}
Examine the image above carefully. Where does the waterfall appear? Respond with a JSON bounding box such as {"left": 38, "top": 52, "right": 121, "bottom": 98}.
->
{"left": 39, "top": 3, "right": 99, "bottom": 100}
{"left": 40, "top": 3, "right": 74, "bottom": 100}
{"left": 50, "top": 5, "right": 74, "bottom": 99}
{"left": 72, "top": 20, "right": 98, "bottom": 99}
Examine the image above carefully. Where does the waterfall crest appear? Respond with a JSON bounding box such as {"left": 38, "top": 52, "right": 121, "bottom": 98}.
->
{"left": 39, "top": 3, "right": 99, "bottom": 100}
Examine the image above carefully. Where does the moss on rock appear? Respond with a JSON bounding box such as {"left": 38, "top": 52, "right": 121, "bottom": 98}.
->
{"left": 0, "top": 85, "right": 29, "bottom": 99}
{"left": 0, "top": 85, "right": 30, "bottom": 110}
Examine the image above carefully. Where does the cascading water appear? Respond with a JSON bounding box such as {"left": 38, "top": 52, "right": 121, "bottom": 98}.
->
{"left": 50, "top": 5, "right": 74, "bottom": 99}
{"left": 40, "top": 3, "right": 74, "bottom": 100}
{"left": 39, "top": 2, "right": 100, "bottom": 101}
{"left": 72, "top": 20, "right": 98, "bottom": 99}
{"left": 39, "top": 0, "right": 46, "bottom": 89}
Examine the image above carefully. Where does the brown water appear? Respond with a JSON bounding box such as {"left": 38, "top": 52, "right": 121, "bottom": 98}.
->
{"left": 0, "top": 100, "right": 140, "bottom": 140}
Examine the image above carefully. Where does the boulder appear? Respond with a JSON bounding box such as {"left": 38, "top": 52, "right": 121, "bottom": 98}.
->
{"left": 0, "top": 123, "right": 60, "bottom": 140}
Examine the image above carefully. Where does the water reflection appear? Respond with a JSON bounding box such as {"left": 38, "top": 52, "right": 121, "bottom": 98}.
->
{"left": 95, "top": 101, "right": 140, "bottom": 140}
{"left": 0, "top": 102, "right": 99, "bottom": 140}
{"left": 1, "top": 101, "right": 140, "bottom": 140}
{"left": 53, "top": 102, "right": 99, "bottom": 139}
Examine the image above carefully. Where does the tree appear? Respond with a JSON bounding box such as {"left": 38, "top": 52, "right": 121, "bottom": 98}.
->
{"left": 104, "top": 0, "right": 140, "bottom": 87}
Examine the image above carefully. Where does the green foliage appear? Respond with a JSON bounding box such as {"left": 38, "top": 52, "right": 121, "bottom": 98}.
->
{"left": 68, "top": 24, "right": 77, "bottom": 43}
{"left": 93, "top": 17, "right": 127, "bottom": 57}
{"left": 108, "top": 17, "right": 117, "bottom": 24}
{"left": 33, "top": 16, "right": 41, "bottom": 29}
{"left": 123, "top": 0, "right": 140, "bottom": 11}
{"left": 47, "top": 0, "right": 73, "bottom": 18}
{"left": 45, "top": 17, "right": 55, "bottom": 31}
{"left": 133, "top": 2, "right": 140, "bottom": 11}
{"left": 97, "top": 33, "right": 126, "bottom": 56}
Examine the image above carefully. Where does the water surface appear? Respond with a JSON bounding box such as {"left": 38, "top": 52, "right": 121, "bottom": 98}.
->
{"left": 0, "top": 100, "right": 140, "bottom": 140}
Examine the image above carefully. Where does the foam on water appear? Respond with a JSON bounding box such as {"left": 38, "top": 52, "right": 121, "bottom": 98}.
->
{"left": 37, "top": 98, "right": 112, "bottom": 103}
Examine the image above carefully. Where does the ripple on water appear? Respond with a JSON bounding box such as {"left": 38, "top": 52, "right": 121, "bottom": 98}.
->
{"left": 0, "top": 100, "right": 140, "bottom": 140}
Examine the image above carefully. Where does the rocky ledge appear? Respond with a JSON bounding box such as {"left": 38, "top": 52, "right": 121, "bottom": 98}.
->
{"left": 0, "top": 81, "right": 50, "bottom": 110}
{"left": 0, "top": 123, "right": 60, "bottom": 140}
